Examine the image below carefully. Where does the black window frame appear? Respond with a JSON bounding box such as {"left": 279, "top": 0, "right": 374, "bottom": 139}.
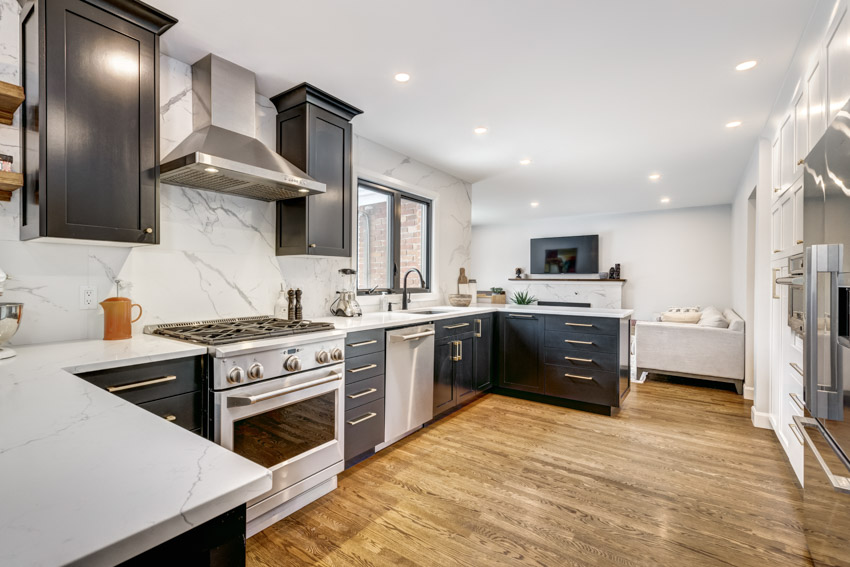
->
{"left": 356, "top": 179, "right": 433, "bottom": 295}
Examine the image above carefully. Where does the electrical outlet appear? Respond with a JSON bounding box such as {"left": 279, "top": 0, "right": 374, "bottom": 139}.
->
{"left": 79, "top": 286, "right": 97, "bottom": 310}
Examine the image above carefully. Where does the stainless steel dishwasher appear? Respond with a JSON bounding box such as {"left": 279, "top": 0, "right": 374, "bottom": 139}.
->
{"left": 384, "top": 323, "right": 435, "bottom": 444}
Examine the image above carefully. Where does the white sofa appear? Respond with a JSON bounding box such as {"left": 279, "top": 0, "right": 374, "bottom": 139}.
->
{"left": 635, "top": 308, "right": 745, "bottom": 394}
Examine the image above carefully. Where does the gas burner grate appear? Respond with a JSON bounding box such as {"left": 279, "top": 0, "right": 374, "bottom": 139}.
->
{"left": 146, "top": 316, "right": 335, "bottom": 345}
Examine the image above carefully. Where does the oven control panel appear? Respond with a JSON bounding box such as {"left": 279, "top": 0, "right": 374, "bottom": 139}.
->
{"left": 213, "top": 337, "right": 346, "bottom": 390}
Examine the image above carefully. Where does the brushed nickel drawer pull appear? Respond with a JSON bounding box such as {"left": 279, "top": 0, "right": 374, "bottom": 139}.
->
{"left": 347, "top": 412, "right": 377, "bottom": 426}
{"left": 164, "top": 414, "right": 177, "bottom": 422}
{"left": 107, "top": 375, "right": 177, "bottom": 393}
{"left": 347, "top": 339, "right": 378, "bottom": 348}
{"left": 565, "top": 322, "right": 593, "bottom": 327}
{"left": 564, "top": 373, "right": 594, "bottom": 381}
{"left": 789, "top": 423, "right": 805, "bottom": 445}
{"left": 348, "top": 388, "right": 378, "bottom": 399}
{"left": 789, "top": 392, "right": 805, "bottom": 412}
{"left": 564, "top": 356, "right": 593, "bottom": 363}
{"left": 790, "top": 362, "right": 804, "bottom": 376}
{"left": 565, "top": 339, "right": 593, "bottom": 345}
{"left": 444, "top": 323, "right": 470, "bottom": 329}
{"left": 348, "top": 364, "right": 378, "bottom": 374}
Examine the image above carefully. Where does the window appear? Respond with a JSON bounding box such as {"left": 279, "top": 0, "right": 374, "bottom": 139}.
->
{"left": 357, "top": 180, "right": 431, "bottom": 294}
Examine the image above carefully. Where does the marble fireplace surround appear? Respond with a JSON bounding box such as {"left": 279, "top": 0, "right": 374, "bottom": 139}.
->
{"left": 0, "top": 7, "right": 472, "bottom": 346}
{"left": 499, "top": 279, "right": 624, "bottom": 310}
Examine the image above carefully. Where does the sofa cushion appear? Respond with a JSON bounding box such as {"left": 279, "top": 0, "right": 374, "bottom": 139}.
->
{"left": 698, "top": 314, "right": 730, "bottom": 328}
{"left": 666, "top": 306, "right": 701, "bottom": 313}
{"left": 661, "top": 311, "right": 701, "bottom": 324}
{"left": 724, "top": 309, "right": 745, "bottom": 332}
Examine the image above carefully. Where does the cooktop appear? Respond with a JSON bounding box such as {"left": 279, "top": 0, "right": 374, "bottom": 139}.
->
{"left": 145, "top": 316, "right": 335, "bottom": 346}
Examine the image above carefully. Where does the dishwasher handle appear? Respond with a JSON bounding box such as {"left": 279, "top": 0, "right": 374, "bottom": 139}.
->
{"left": 391, "top": 329, "right": 436, "bottom": 342}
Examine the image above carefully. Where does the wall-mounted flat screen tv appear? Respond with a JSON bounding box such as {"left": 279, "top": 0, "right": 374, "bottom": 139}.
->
{"left": 530, "top": 235, "right": 599, "bottom": 275}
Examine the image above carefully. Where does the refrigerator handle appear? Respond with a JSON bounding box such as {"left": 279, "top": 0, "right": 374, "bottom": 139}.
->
{"left": 794, "top": 416, "right": 850, "bottom": 494}
{"left": 805, "top": 244, "right": 844, "bottom": 420}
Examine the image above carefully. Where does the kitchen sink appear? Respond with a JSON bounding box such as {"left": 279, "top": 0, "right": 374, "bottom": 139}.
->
{"left": 408, "top": 310, "right": 452, "bottom": 315}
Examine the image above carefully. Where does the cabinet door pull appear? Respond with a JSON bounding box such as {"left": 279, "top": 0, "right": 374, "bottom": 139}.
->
{"left": 790, "top": 362, "right": 804, "bottom": 377}
{"left": 508, "top": 314, "right": 534, "bottom": 319}
{"left": 565, "top": 339, "right": 593, "bottom": 345}
{"left": 106, "top": 375, "right": 177, "bottom": 393}
{"left": 789, "top": 392, "right": 805, "bottom": 412}
{"left": 347, "top": 364, "right": 378, "bottom": 374}
{"left": 564, "top": 356, "right": 593, "bottom": 363}
{"left": 348, "top": 388, "right": 378, "bottom": 399}
{"left": 347, "top": 412, "right": 377, "bottom": 426}
{"left": 564, "top": 373, "right": 594, "bottom": 381}
{"left": 347, "top": 339, "right": 378, "bottom": 348}
{"left": 163, "top": 414, "right": 177, "bottom": 422}
{"left": 474, "top": 319, "right": 482, "bottom": 338}
{"left": 797, "top": 158, "right": 805, "bottom": 166}
{"left": 444, "top": 322, "right": 470, "bottom": 329}
{"left": 452, "top": 341, "right": 462, "bottom": 362}
{"left": 788, "top": 423, "right": 805, "bottom": 445}
{"left": 565, "top": 322, "right": 593, "bottom": 327}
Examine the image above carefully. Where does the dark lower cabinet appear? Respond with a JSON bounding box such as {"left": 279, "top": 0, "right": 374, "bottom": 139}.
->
{"left": 19, "top": 0, "right": 175, "bottom": 244}
{"left": 118, "top": 505, "right": 246, "bottom": 567}
{"left": 499, "top": 313, "right": 543, "bottom": 393}
{"left": 454, "top": 335, "right": 475, "bottom": 403}
{"left": 473, "top": 315, "right": 493, "bottom": 390}
{"left": 433, "top": 336, "right": 457, "bottom": 414}
{"left": 434, "top": 314, "right": 493, "bottom": 416}
{"left": 272, "top": 84, "right": 363, "bottom": 257}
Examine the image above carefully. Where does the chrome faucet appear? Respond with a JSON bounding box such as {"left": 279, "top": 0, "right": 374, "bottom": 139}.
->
{"left": 402, "top": 268, "right": 425, "bottom": 310}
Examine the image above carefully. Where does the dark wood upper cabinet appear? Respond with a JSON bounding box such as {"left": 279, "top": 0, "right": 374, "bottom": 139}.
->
{"left": 19, "top": 0, "right": 175, "bottom": 244}
{"left": 271, "top": 84, "right": 363, "bottom": 257}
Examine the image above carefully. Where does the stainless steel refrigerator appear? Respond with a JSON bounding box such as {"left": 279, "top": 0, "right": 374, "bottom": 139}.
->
{"left": 796, "top": 98, "right": 850, "bottom": 567}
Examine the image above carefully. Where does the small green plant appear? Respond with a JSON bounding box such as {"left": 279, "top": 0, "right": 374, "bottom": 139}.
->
{"left": 490, "top": 287, "right": 505, "bottom": 295}
{"left": 511, "top": 290, "right": 537, "bottom": 305}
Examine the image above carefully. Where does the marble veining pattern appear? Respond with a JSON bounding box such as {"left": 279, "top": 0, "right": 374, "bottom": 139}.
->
{"left": 503, "top": 281, "right": 624, "bottom": 309}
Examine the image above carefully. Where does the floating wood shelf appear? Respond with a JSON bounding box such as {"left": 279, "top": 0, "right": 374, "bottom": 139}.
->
{"left": 508, "top": 277, "right": 627, "bottom": 283}
{"left": 0, "top": 171, "right": 24, "bottom": 202}
{"left": 0, "top": 81, "right": 25, "bottom": 125}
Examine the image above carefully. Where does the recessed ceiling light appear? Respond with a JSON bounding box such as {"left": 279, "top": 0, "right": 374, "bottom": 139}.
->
{"left": 735, "top": 60, "right": 757, "bottom": 71}
{"left": 204, "top": 167, "right": 219, "bottom": 173}
{"left": 726, "top": 120, "right": 742, "bottom": 128}
{"left": 298, "top": 188, "right": 310, "bottom": 193}
{"left": 394, "top": 72, "right": 411, "bottom": 83}
{"left": 473, "top": 127, "right": 488, "bottom": 135}
{"left": 519, "top": 159, "right": 532, "bottom": 165}
{"left": 648, "top": 173, "right": 661, "bottom": 181}
{"left": 530, "top": 202, "right": 539, "bottom": 207}
{"left": 660, "top": 197, "right": 670, "bottom": 204}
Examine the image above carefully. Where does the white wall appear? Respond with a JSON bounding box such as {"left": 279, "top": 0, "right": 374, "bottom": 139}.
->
{"left": 0, "top": 0, "right": 471, "bottom": 346}
{"left": 471, "top": 205, "right": 732, "bottom": 321}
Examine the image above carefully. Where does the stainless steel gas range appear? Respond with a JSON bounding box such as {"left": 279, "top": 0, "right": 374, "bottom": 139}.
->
{"left": 145, "top": 316, "right": 346, "bottom": 535}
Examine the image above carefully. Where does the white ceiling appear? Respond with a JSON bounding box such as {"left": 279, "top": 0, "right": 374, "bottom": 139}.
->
{"left": 152, "top": 0, "right": 819, "bottom": 225}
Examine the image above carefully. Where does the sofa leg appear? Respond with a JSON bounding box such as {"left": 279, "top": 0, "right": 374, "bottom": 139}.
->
{"left": 734, "top": 381, "right": 744, "bottom": 395}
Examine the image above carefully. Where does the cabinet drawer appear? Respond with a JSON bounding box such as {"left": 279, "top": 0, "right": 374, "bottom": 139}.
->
{"left": 77, "top": 356, "right": 203, "bottom": 405}
{"left": 543, "top": 330, "right": 618, "bottom": 354}
{"left": 345, "top": 374, "right": 385, "bottom": 411}
{"left": 544, "top": 349, "right": 618, "bottom": 373}
{"left": 436, "top": 316, "right": 476, "bottom": 339}
{"left": 543, "top": 364, "right": 618, "bottom": 406}
{"left": 138, "top": 391, "right": 202, "bottom": 432}
{"left": 345, "top": 350, "right": 385, "bottom": 385}
{"left": 345, "top": 329, "right": 385, "bottom": 357}
{"left": 544, "top": 315, "right": 618, "bottom": 336}
{"left": 344, "top": 397, "right": 385, "bottom": 460}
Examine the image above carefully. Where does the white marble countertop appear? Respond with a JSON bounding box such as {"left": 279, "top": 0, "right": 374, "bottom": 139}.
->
{"left": 0, "top": 335, "right": 272, "bottom": 567}
{"left": 313, "top": 304, "right": 633, "bottom": 332}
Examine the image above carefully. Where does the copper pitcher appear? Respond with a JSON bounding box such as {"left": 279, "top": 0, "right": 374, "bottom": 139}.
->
{"left": 100, "top": 297, "right": 142, "bottom": 340}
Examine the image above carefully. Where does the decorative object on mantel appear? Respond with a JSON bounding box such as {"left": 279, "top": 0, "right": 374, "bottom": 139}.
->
{"left": 599, "top": 272, "right": 609, "bottom": 279}
{"left": 614, "top": 263, "right": 621, "bottom": 279}
{"left": 511, "top": 290, "right": 537, "bottom": 305}
{"left": 490, "top": 287, "right": 507, "bottom": 305}
{"left": 515, "top": 267, "right": 524, "bottom": 279}
{"left": 0, "top": 81, "right": 25, "bottom": 126}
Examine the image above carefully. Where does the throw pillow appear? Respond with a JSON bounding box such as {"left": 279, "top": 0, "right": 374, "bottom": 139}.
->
{"left": 698, "top": 314, "right": 729, "bottom": 328}
{"left": 661, "top": 311, "right": 701, "bottom": 324}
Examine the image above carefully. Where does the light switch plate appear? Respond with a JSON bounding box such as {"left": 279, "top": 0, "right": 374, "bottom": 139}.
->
{"left": 79, "top": 286, "right": 97, "bottom": 310}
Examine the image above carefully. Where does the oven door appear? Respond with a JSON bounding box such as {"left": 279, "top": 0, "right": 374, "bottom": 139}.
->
{"left": 215, "top": 365, "right": 344, "bottom": 508}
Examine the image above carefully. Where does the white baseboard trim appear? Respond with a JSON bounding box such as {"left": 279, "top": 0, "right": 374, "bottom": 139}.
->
{"left": 751, "top": 406, "right": 772, "bottom": 429}
{"left": 743, "top": 385, "right": 754, "bottom": 400}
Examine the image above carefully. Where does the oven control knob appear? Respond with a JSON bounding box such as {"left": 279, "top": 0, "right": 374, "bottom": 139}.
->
{"left": 248, "top": 363, "right": 264, "bottom": 380}
{"left": 330, "top": 348, "right": 344, "bottom": 362}
{"left": 316, "top": 350, "right": 330, "bottom": 364}
{"left": 284, "top": 355, "right": 302, "bottom": 372}
{"left": 227, "top": 366, "right": 245, "bottom": 384}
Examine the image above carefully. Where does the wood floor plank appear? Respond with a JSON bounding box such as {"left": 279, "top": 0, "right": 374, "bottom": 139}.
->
{"left": 247, "top": 379, "right": 813, "bottom": 567}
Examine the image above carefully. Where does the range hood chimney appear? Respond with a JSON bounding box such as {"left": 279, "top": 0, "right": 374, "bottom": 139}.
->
{"left": 160, "top": 55, "right": 325, "bottom": 200}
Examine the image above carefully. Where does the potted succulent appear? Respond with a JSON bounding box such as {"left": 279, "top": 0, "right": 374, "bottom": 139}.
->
{"left": 490, "top": 287, "right": 507, "bottom": 305}
{"left": 511, "top": 290, "right": 537, "bottom": 305}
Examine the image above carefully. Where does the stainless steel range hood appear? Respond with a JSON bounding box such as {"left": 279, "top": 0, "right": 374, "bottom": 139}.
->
{"left": 160, "top": 55, "right": 325, "bottom": 200}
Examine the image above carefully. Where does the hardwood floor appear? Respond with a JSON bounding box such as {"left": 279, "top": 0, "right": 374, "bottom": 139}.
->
{"left": 247, "top": 378, "right": 812, "bottom": 567}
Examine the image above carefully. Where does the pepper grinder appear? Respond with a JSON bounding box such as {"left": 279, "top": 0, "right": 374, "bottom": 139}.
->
{"left": 287, "top": 289, "right": 296, "bottom": 320}
{"left": 295, "top": 288, "right": 303, "bottom": 320}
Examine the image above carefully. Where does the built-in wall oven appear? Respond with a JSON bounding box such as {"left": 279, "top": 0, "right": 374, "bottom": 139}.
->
{"left": 777, "top": 252, "right": 805, "bottom": 336}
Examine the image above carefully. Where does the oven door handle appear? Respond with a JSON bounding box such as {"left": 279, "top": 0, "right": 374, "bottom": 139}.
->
{"left": 227, "top": 372, "right": 343, "bottom": 407}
